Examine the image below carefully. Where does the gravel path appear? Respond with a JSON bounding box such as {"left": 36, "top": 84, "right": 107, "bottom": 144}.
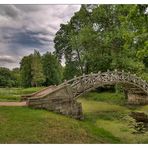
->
{"left": 0, "top": 101, "right": 27, "bottom": 106}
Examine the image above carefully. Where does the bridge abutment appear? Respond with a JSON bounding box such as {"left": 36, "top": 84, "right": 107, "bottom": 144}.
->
{"left": 27, "top": 85, "right": 83, "bottom": 120}
{"left": 127, "top": 93, "right": 148, "bottom": 105}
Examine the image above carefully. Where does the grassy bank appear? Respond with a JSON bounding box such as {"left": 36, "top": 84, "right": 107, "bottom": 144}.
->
{"left": 0, "top": 87, "right": 44, "bottom": 102}
{"left": 0, "top": 89, "right": 148, "bottom": 143}
{"left": 0, "top": 106, "right": 121, "bottom": 144}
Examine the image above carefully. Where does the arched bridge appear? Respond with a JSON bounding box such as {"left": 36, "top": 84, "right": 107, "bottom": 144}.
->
{"left": 23, "top": 70, "right": 148, "bottom": 119}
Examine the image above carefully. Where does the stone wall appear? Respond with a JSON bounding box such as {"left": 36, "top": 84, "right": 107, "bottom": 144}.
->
{"left": 27, "top": 85, "right": 83, "bottom": 120}
{"left": 127, "top": 93, "right": 148, "bottom": 105}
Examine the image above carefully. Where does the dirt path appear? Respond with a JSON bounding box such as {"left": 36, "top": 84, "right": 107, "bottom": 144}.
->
{"left": 31, "top": 85, "right": 57, "bottom": 97}
{"left": 22, "top": 85, "right": 57, "bottom": 100}
{"left": 0, "top": 101, "right": 27, "bottom": 106}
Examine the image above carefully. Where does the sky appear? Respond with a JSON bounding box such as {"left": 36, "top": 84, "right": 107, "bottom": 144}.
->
{"left": 0, "top": 5, "right": 81, "bottom": 69}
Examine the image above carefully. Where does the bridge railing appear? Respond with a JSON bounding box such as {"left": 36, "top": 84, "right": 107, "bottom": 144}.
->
{"left": 62, "top": 70, "right": 148, "bottom": 98}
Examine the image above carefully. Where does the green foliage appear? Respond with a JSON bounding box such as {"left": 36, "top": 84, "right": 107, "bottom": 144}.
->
{"left": 31, "top": 50, "right": 45, "bottom": 87}
{"left": 20, "top": 50, "right": 62, "bottom": 87}
{"left": 42, "top": 52, "right": 62, "bottom": 85}
{"left": 63, "top": 61, "right": 81, "bottom": 80}
{"left": 136, "top": 41, "right": 148, "bottom": 68}
{"left": 54, "top": 4, "right": 148, "bottom": 77}
{"left": 0, "top": 67, "right": 16, "bottom": 87}
{"left": 85, "top": 54, "right": 112, "bottom": 73}
{"left": 11, "top": 68, "right": 21, "bottom": 87}
{"left": 20, "top": 55, "right": 33, "bottom": 87}
{"left": 140, "top": 72, "right": 148, "bottom": 81}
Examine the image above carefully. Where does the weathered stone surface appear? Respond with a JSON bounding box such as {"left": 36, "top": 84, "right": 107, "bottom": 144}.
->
{"left": 130, "top": 112, "right": 148, "bottom": 122}
{"left": 127, "top": 93, "right": 148, "bottom": 105}
{"left": 26, "top": 85, "right": 83, "bottom": 119}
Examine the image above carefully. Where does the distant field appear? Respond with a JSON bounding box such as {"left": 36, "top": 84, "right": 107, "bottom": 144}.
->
{"left": 0, "top": 87, "right": 44, "bottom": 102}
{"left": 0, "top": 91, "right": 148, "bottom": 144}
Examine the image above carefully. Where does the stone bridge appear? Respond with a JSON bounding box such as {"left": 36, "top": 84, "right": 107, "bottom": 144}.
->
{"left": 22, "top": 70, "right": 148, "bottom": 119}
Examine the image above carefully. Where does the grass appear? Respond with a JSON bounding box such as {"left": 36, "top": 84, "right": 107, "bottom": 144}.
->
{"left": 0, "top": 106, "right": 120, "bottom": 144}
{"left": 0, "top": 87, "right": 44, "bottom": 102}
{"left": 0, "top": 88, "right": 148, "bottom": 143}
{"left": 78, "top": 92, "right": 148, "bottom": 144}
{"left": 83, "top": 91, "right": 126, "bottom": 105}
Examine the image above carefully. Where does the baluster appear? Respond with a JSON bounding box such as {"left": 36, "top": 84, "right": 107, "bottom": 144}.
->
{"left": 121, "top": 70, "right": 125, "bottom": 81}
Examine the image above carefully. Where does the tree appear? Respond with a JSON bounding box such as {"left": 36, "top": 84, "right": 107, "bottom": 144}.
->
{"left": 20, "top": 50, "right": 63, "bottom": 87}
{"left": 20, "top": 55, "right": 33, "bottom": 87}
{"left": 31, "top": 50, "right": 45, "bottom": 87}
{"left": 63, "top": 61, "right": 81, "bottom": 80}
{"left": 54, "top": 5, "right": 93, "bottom": 78}
{"left": 42, "top": 52, "right": 62, "bottom": 85}
{"left": 11, "top": 68, "right": 21, "bottom": 87}
{"left": 0, "top": 67, "right": 15, "bottom": 87}
{"left": 54, "top": 4, "right": 148, "bottom": 76}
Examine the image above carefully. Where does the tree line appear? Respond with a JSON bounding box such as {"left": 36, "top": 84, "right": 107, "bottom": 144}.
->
{"left": 0, "top": 51, "right": 62, "bottom": 87}
{"left": 20, "top": 50, "right": 63, "bottom": 87}
{"left": 0, "top": 67, "right": 20, "bottom": 87}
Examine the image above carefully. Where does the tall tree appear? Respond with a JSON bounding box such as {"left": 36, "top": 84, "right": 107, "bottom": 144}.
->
{"left": 54, "top": 5, "right": 93, "bottom": 77}
{"left": 20, "top": 55, "right": 33, "bottom": 87}
{"left": 42, "top": 52, "right": 62, "bottom": 86}
{"left": 31, "top": 50, "right": 45, "bottom": 87}
{"left": 11, "top": 68, "right": 21, "bottom": 87}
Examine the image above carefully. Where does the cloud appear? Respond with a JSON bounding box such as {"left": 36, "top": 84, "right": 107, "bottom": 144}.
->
{"left": 0, "top": 4, "right": 81, "bottom": 69}
{"left": 0, "top": 55, "right": 16, "bottom": 63}
{"left": 0, "top": 5, "right": 20, "bottom": 19}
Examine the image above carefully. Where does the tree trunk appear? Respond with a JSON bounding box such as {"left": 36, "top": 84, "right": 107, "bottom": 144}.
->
{"left": 76, "top": 48, "right": 84, "bottom": 74}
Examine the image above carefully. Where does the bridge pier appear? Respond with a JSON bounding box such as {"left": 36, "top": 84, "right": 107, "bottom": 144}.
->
{"left": 127, "top": 93, "right": 148, "bottom": 105}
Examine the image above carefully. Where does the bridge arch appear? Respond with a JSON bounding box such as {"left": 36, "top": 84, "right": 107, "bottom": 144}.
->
{"left": 63, "top": 70, "right": 148, "bottom": 99}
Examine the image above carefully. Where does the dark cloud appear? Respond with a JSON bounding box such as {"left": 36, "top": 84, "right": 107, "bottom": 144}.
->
{"left": 0, "top": 5, "right": 20, "bottom": 19}
{"left": 15, "top": 5, "right": 46, "bottom": 12}
{"left": 12, "top": 31, "right": 46, "bottom": 47}
{"left": 0, "top": 5, "right": 80, "bottom": 69}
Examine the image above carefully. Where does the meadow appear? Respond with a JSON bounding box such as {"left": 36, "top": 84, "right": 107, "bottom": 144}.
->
{"left": 0, "top": 88, "right": 148, "bottom": 144}
{"left": 0, "top": 87, "right": 44, "bottom": 102}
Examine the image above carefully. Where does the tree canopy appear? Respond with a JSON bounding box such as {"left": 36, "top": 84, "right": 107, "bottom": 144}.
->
{"left": 54, "top": 4, "right": 148, "bottom": 79}
{"left": 42, "top": 52, "right": 62, "bottom": 86}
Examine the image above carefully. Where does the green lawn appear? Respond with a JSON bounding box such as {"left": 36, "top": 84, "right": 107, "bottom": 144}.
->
{"left": 0, "top": 106, "right": 121, "bottom": 144}
{"left": 0, "top": 87, "right": 44, "bottom": 102}
{"left": 0, "top": 89, "right": 148, "bottom": 143}
{"left": 83, "top": 91, "right": 126, "bottom": 105}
